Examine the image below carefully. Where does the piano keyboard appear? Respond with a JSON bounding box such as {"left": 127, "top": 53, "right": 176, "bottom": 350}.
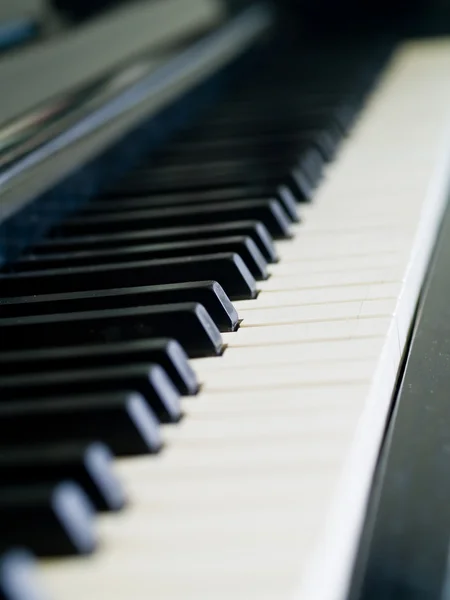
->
{"left": 1, "top": 4, "right": 450, "bottom": 599}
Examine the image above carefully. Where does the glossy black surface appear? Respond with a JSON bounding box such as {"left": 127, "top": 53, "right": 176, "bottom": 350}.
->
{"left": 0, "top": 363, "right": 181, "bottom": 423}
{"left": 0, "top": 392, "right": 162, "bottom": 455}
{"left": 0, "top": 481, "right": 96, "bottom": 557}
{"left": 0, "top": 303, "right": 224, "bottom": 357}
{"left": 0, "top": 442, "right": 126, "bottom": 512}
{"left": 0, "top": 254, "right": 258, "bottom": 301}
{"left": 39, "top": 220, "right": 278, "bottom": 262}
{"left": 14, "top": 236, "right": 269, "bottom": 280}
{"left": 95, "top": 185, "right": 299, "bottom": 221}
{"left": 0, "top": 281, "right": 238, "bottom": 333}
{"left": 0, "top": 338, "right": 198, "bottom": 396}
{"left": 55, "top": 199, "right": 292, "bottom": 239}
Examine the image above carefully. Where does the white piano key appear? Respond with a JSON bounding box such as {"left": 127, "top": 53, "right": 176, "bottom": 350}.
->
{"left": 295, "top": 215, "right": 422, "bottom": 233}
{"left": 233, "top": 282, "right": 403, "bottom": 310}
{"left": 173, "top": 413, "right": 364, "bottom": 443}
{"left": 197, "top": 360, "right": 375, "bottom": 391}
{"left": 267, "top": 252, "right": 407, "bottom": 275}
{"left": 40, "top": 38, "right": 450, "bottom": 600}
{"left": 222, "top": 316, "right": 392, "bottom": 347}
{"left": 276, "top": 236, "right": 410, "bottom": 261}
{"left": 175, "top": 385, "right": 371, "bottom": 416}
{"left": 258, "top": 267, "right": 405, "bottom": 292}
{"left": 236, "top": 298, "right": 397, "bottom": 327}
{"left": 191, "top": 338, "right": 386, "bottom": 371}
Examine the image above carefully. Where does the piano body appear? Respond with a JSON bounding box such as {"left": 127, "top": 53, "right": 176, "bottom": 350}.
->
{"left": 0, "top": 1, "right": 450, "bottom": 598}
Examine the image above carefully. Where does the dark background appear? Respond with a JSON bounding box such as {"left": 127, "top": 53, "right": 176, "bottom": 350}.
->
{"left": 5, "top": 0, "right": 450, "bottom": 36}
{"left": 47, "top": 0, "right": 450, "bottom": 26}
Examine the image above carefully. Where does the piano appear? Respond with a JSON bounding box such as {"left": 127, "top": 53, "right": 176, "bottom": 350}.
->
{"left": 1, "top": 0, "right": 450, "bottom": 598}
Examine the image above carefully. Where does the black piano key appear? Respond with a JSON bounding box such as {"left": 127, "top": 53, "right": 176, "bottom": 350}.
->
{"left": 155, "top": 132, "right": 329, "bottom": 165}
{"left": 208, "top": 90, "right": 351, "bottom": 110}
{"left": 164, "top": 130, "right": 337, "bottom": 162}
{"left": 156, "top": 136, "right": 308, "bottom": 163}
{"left": 0, "top": 393, "right": 162, "bottom": 455}
{"left": 198, "top": 107, "right": 348, "bottom": 134}
{"left": 183, "top": 95, "right": 343, "bottom": 122}
{"left": 0, "top": 303, "right": 223, "bottom": 358}
{"left": 286, "top": 165, "right": 315, "bottom": 202}
{"left": 114, "top": 156, "right": 301, "bottom": 191}
{"left": 55, "top": 199, "right": 292, "bottom": 239}
{"left": 114, "top": 156, "right": 316, "bottom": 202}
{"left": 0, "top": 254, "right": 257, "bottom": 301}
{"left": 190, "top": 116, "right": 343, "bottom": 150}
{"left": 0, "top": 338, "right": 198, "bottom": 396}
{"left": 213, "top": 87, "right": 354, "bottom": 101}
{"left": 0, "top": 550, "right": 49, "bottom": 600}
{"left": 210, "top": 99, "right": 356, "bottom": 127}
{"left": 0, "top": 364, "right": 181, "bottom": 424}
{"left": 100, "top": 182, "right": 289, "bottom": 208}
{"left": 136, "top": 160, "right": 317, "bottom": 202}
{"left": 90, "top": 186, "right": 299, "bottom": 223}
{"left": 0, "top": 482, "right": 96, "bottom": 557}
{"left": 0, "top": 281, "right": 238, "bottom": 333}
{"left": 17, "top": 236, "right": 269, "bottom": 280}
{"left": 0, "top": 442, "right": 125, "bottom": 513}
{"left": 219, "top": 92, "right": 357, "bottom": 109}
{"left": 40, "top": 221, "right": 278, "bottom": 263}
{"left": 275, "top": 186, "right": 300, "bottom": 220}
{"left": 299, "top": 148, "right": 326, "bottom": 184}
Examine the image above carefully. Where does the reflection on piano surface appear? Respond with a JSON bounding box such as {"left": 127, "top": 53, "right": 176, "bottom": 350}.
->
{"left": 1, "top": 1, "right": 450, "bottom": 599}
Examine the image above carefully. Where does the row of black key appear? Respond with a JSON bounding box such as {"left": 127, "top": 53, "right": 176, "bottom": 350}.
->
{"left": 0, "top": 37, "right": 390, "bottom": 595}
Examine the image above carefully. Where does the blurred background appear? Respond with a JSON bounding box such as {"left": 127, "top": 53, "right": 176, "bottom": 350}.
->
{"left": 3, "top": 0, "right": 450, "bottom": 26}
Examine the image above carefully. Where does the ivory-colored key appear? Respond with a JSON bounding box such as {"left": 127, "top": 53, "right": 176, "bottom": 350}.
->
{"left": 191, "top": 338, "right": 386, "bottom": 371}
{"left": 236, "top": 298, "right": 397, "bottom": 327}
{"left": 233, "top": 282, "right": 403, "bottom": 310}
{"left": 258, "top": 267, "right": 405, "bottom": 292}
{"left": 222, "top": 317, "right": 392, "bottom": 347}
{"left": 266, "top": 252, "right": 407, "bottom": 275}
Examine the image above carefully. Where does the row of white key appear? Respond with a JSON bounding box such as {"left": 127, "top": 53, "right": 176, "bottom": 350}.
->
{"left": 40, "top": 38, "right": 450, "bottom": 600}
